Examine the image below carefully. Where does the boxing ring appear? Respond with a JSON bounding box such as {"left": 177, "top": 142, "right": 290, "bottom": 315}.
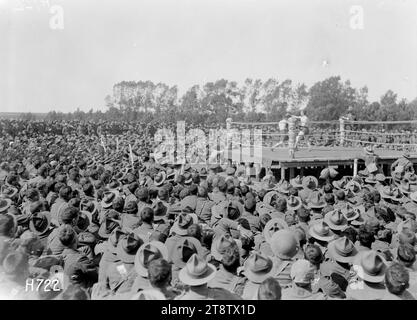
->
{"left": 223, "top": 118, "right": 417, "bottom": 180}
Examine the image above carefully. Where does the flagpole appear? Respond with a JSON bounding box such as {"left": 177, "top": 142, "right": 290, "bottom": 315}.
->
{"left": 129, "top": 144, "right": 134, "bottom": 168}
{"left": 101, "top": 135, "right": 107, "bottom": 153}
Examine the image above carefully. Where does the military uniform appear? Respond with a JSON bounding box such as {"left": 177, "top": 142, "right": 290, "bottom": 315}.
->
{"left": 181, "top": 195, "right": 198, "bottom": 211}
{"left": 299, "top": 189, "right": 313, "bottom": 204}
{"left": 371, "top": 240, "right": 392, "bottom": 260}
{"left": 346, "top": 281, "right": 386, "bottom": 300}
{"left": 61, "top": 247, "right": 93, "bottom": 271}
{"left": 195, "top": 197, "right": 215, "bottom": 224}
{"left": 320, "top": 260, "right": 351, "bottom": 280}
{"left": 208, "top": 266, "right": 246, "bottom": 297}
{"left": 259, "top": 241, "right": 274, "bottom": 257}
{"left": 209, "top": 191, "right": 226, "bottom": 205}
{"left": 271, "top": 256, "right": 295, "bottom": 289}
{"left": 176, "top": 286, "right": 242, "bottom": 300}
{"left": 105, "top": 262, "right": 137, "bottom": 294}
{"left": 212, "top": 218, "right": 239, "bottom": 240}
{"left": 294, "top": 221, "right": 309, "bottom": 237}
{"left": 322, "top": 204, "right": 334, "bottom": 215}
{"left": 47, "top": 226, "right": 76, "bottom": 255}
{"left": 137, "top": 201, "right": 152, "bottom": 216}
{"left": 124, "top": 193, "right": 137, "bottom": 207}
{"left": 333, "top": 200, "right": 348, "bottom": 211}
{"left": 46, "top": 191, "right": 58, "bottom": 207}
{"left": 67, "top": 180, "right": 83, "bottom": 194}
{"left": 354, "top": 241, "right": 372, "bottom": 253}
{"left": 130, "top": 274, "right": 152, "bottom": 294}
{"left": 120, "top": 213, "right": 141, "bottom": 233}
{"left": 403, "top": 200, "right": 417, "bottom": 217}
{"left": 50, "top": 198, "right": 68, "bottom": 225}
{"left": 166, "top": 234, "right": 185, "bottom": 262}
{"left": 269, "top": 210, "right": 286, "bottom": 221}
{"left": 241, "top": 211, "right": 260, "bottom": 234}
{"left": 241, "top": 280, "right": 261, "bottom": 300}
{"left": 405, "top": 266, "right": 417, "bottom": 297}
{"left": 153, "top": 219, "right": 171, "bottom": 241}
{"left": 381, "top": 290, "right": 415, "bottom": 300}
{"left": 98, "top": 246, "right": 120, "bottom": 284}
{"left": 281, "top": 285, "right": 326, "bottom": 300}
{"left": 133, "top": 222, "right": 154, "bottom": 243}
{"left": 391, "top": 156, "right": 414, "bottom": 174}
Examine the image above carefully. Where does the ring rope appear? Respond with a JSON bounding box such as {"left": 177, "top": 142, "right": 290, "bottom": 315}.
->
{"left": 345, "top": 120, "right": 417, "bottom": 125}
{"left": 345, "top": 130, "right": 416, "bottom": 136}
{"left": 343, "top": 138, "right": 417, "bottom": 147}
{"left": 231, "top": 119, "right": 417, "bottom": 126}
{"left": 237, "top": 139, "right": 417, "bottom": 148}
{"left": 243, "top": 132, "right": 340, "bottom": 137}
{"left": 230, "top": 120, "right": 339, "bottom": 126}
{"left": 237, "top": 136, "right": 340, "bottom": 148}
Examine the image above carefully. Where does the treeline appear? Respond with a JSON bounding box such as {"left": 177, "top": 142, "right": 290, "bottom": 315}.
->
{"left": 32, "top": 76, "right": 417, "bottom": 125}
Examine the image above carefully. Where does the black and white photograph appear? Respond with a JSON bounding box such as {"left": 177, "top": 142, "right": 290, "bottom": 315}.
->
{"left": 0, "top": 0, "right": 417, "bottom": 304}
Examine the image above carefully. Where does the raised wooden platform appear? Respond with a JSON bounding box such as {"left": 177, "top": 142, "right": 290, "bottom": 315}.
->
{"left": 225, "top": 146, "right": 417, "bottom": 178}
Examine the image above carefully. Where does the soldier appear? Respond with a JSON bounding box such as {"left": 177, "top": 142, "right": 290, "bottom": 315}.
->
{"left": 104, "top": 233, "right": 143, "bottom": 295}
{"left": 268, "top": 229, "right": 299, "bottom": 289}
{"left": 176, "top": 254, "right": 241, "bottom": 300}
{"left": 241, "top": 252, "right": 277, "bottom": 299}
{"left": 281, "top": 259, "right": 325, "bottom": 300}
{"left": 321, "top": 237, "right": 358, "bottom": 280}
{"left": 130, "top": 241, "right": 168, "bottom": 295}
{"left": 133, "top": 207, "right": 155, "bottom": 243}
{"left": 294, "top": 110, "right": 312, "bottom": 151}
{"left": 382, "top": 263, "right": 415, "bottom": 300}
{"left": 346, "top": 250, "right": 387, "bottom": 300}
{"left": 391, "top": 152, "right": 414, "bottom": 176}
{"left": 271, "top": 114, "right": 289, "bottom": 150}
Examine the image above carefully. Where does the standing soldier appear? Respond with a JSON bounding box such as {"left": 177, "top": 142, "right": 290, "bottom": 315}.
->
{"left": 87, "top": 121, "right": 93, "bottom": 136}
{"left": 97, "top": 122, "right": 103, "bottom": 138}
{"left": 77, "top": 122, "right": 83, "bottom": 136}
{"left": 358, "top": 145, "right": 381, "bottom": 176}
{"left": 391, "top": 152, "right": 414, "bottom": 175}
{"left": 272, "top": 114, "right": 289, "bottom": 150}
{"left": 62, "top": 123, "right": 69, "bottom": 137}
{"left": 287, "top": 115, "right": 297, "bottom": 159}
{"left": 294, "top": 110, "right": 312, "bottom": 151}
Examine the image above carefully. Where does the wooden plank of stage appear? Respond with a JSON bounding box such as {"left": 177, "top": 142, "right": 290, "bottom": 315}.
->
{"left": 225, "top": 146, "right": 417, "bottom": 178}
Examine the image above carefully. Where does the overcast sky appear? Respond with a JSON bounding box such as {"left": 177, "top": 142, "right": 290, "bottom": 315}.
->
{"left": 0, "top": 0, "right": 416, "bottom": 113}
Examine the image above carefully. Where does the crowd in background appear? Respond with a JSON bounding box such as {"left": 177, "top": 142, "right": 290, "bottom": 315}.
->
{"left": 2, "top": 118, "right": 417, "bottom": 151}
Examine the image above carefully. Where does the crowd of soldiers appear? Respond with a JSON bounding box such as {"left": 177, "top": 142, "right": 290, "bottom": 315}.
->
{"left": 345, "top": 129, "right": 417, "bottom": 151}
{"left": 0, "top": 119, "right": 417, "bottom": 300}
{"left": 0, "top": 119, "right": 161, "bottom": 138}
{"left": 2, "top": 118, "right": 417, "bottom": 152}
{"left": 0, "top": 119, "right": 226, "bottom": 139}
{"left": 231, "top": 122, "right": 417, "bottom": 150}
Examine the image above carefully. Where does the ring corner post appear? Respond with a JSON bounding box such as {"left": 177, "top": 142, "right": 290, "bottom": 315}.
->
{"left": 280, "top": 164, "right": 285, "bottom": 181}
{"left": 288, "top": 116, "right": 295, "bottom": 159}
{"left": 226, "top": 117, "right": 232, "bottom": 160}
{"left": 339, "top": 117, "right": 345, "bottom": 146}
{"left": 353, "top": 158, "right": 358, "bottom": 176}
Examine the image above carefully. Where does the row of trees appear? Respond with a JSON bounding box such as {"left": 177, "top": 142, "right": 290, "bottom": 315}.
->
{"left": 38, "top": 76, "right": 417, "bottom": 125}
{"left": 102, "top": 78, "right": 309, "bottom": 124}
{"left": 306, "top": 77, "right": 416, "bottom": 123}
